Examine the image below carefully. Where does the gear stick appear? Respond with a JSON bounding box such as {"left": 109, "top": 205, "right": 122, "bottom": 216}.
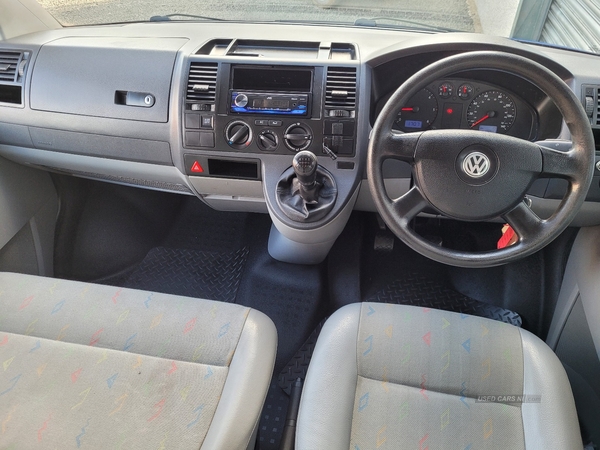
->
{"left": 276, "top": 151, "right": 338, "bottom": 223}
{"left": 292, "top": 151, "right": 319, "bottom": 203}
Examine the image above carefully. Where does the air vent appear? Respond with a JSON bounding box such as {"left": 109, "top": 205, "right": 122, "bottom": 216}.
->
{"left": 186, "top": 62, "right": 218, "bottom": 103}
{"left": 0, "top": 51, "right": 27, "bottom": 105}
{"left": 0, "top": 51, "right": 21, "bottom": 83}
{"left": 583, "top": 84, "right": 600, "bottom": 128}
{"left": 325, "top": 67, "right": 357, "bottom": 110}
{"left": 596, "top": 87, "right": 600, "bottom": 126}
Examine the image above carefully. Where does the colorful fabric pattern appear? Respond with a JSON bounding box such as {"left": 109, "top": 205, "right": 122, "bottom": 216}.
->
{"left": 0, "top": 272, "right": 251, "bottom": 449}
{"left": 350, "top": 303, "right": 526, "bottom": 449}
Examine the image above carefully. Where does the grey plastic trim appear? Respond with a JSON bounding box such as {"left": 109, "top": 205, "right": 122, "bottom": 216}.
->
{"left": 354, "top": 178, "right": 411, "bottom": 212}
{"left": 0, "top": 144, "right": 194, "bottom": 195}
{"left": 189, "top": 177, "right": 267, "bottom": 212}
{"left": 267, "top": 188, "right": 358, "bottom": 264}
{"left": 0, "top": 156, "right": 57, "bottom": 276}
{"left": 0, "top": 122, "right": 33, "bottom": 146}
{"left": 529, "top": 197, "right": 600, "bottom": 227}
{"left": 30, "top": 37, "right": 188, "bottom": 122}
{"left": 28, "top": 198, "right": 57, "bottom": 277}
{"left": 547, "top": 226, "right": 600, "bottom": 356}
{"left": 270, "top": 187, "right": 358, "bottom": 245}
{"left": 188, "top": 177, "right": 264, "bottom": 198}
{"left": 29, "top": 127, "right": 173, "bottom": 165}
{"left": 546, "top": 286, "right": 580, "bottom": 350}
{"left": 203, "top": 196, "right": 268, "bottom": 213}
{"left": 268, "top": 224, "right": 332, "bottom": 264}
{"left": 555, "top": 298, "right": 600, "bottom": 391}
{"left": 0, "top": 156, "right": 56, "bottom": 247}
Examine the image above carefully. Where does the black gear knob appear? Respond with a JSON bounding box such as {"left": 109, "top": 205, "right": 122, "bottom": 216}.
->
{"left": 292, "top": 151, "right": 318, "bottom": 187}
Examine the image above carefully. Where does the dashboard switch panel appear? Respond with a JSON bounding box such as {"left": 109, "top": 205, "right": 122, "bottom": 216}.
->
{"left": 181, "top": 61, "right": 357, "bottom": 157}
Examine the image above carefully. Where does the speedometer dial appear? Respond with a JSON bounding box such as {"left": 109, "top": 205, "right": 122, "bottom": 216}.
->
{"left": 395, "top": 88, "right": 438, "bottom": 132}
{"left": 467, "top": 90, "right": 516, "bottom": 133}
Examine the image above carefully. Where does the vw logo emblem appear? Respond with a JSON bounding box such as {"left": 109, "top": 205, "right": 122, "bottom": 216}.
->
{"left": 462, "top": 152, "right": 490, "bottom": 178}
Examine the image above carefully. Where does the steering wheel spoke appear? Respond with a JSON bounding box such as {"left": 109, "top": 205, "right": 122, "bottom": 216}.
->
{"left": 502, "top": 201, "right": 543, "bottom": 242}
{"left": 537, "top": 142, "right": 579, "bottom": 180}
{"left": 379, "top": 131, "right": 421, "bottom": 163}
{"left": 391, "top": 186, "right": 429, "bottom": 223}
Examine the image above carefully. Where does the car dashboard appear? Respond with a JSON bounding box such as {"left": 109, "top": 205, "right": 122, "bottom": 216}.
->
{"left": 0, "top": 22, "right": 599, "bottom": 230}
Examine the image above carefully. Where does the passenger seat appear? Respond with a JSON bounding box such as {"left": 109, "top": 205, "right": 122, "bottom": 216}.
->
{"left": 0, "top": 272, "right": 277, "bottom": 449}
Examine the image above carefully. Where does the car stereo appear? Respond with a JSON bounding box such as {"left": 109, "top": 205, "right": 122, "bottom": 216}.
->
{"left": 230, "top": 92, "right": 309, "bottom": 115}
{"left": 229, "top": 66, "right": 312, "bottom": 116}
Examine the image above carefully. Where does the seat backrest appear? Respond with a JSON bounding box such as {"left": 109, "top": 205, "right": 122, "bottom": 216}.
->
{"left": 296, "top": 302, "right": 582, "bottom": 450}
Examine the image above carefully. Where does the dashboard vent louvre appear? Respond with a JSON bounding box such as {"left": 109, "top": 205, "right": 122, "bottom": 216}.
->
{"left": 325, "top": 66, "right": 357, "bottom": 110}
{"left": 597, "top": 87, "right": 600, "bottom": 126}
{"left": 186, "top": 62, "right": 218, "bottom": 103}
{"left": 0, "top": 51, "right": 21, "bottom": 83}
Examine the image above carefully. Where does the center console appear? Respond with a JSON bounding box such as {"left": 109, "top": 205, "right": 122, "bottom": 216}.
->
{"left": 182, "top": 62, "right": 357, "bottom": 159}
{"left": 178, "top": 42, "right": 363, "bottom": 263}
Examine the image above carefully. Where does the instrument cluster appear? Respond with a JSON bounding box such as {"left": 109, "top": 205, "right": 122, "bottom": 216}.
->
{"left": 386, "top": 79, "right": 537, "bottom": 140}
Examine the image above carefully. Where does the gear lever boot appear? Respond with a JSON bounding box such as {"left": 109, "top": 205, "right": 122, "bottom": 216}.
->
{"left": 276, "top": 151, "right": 338, "bottom": 222}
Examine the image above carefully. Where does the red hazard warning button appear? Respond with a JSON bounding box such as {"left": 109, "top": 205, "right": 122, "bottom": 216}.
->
{"left": 191, "top": 161, "right": 204, "bottom": 173}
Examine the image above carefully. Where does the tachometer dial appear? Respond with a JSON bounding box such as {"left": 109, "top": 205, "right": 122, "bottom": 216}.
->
{"left": 467, "top": 90, "right": 516, "bottom": 133}
{"left": 395, "top": 88, "right": 439, "bottom": 132}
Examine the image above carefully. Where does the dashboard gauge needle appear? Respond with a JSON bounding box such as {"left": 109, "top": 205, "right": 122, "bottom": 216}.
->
{"left": 401, "top": 106, "right": 420, "bottom": 112}
{"left": 471, "top": 114, "right": 490, "bottom": 128}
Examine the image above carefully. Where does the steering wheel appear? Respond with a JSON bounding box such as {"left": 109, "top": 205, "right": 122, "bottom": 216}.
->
{"left": 368, "top": 51, "right": 595, "bottom": 268}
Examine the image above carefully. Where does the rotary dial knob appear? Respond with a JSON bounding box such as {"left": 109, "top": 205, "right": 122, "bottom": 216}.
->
{"left": 257, "top": 129, "right": 278, "bottom": 151}
{"left": 225, "top": 120, "right": 252, "bottom": 149}
{"left": 234, "top": 93, "right": 249, "bottom": 108}
{"left": 284, "top": 123, "right": 313, "bottom": 151}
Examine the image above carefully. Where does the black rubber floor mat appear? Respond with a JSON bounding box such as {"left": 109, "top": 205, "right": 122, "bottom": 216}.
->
{"left": 163, "top": 200, "right": 249, "bottom": 253}
{"left": 278, "top": 319, "right": 325, "bottom": 395}
{"left": 367, "top": 273, "right": 522, "bottom": 327}
{"left": 259, "top": 320, "right": 326, "bottom": 450}
{"left": 122, "top": 246, "right": 249, "bottom": 301}
{"left": 257, "top": 381, "right": 289, "bottom": 450}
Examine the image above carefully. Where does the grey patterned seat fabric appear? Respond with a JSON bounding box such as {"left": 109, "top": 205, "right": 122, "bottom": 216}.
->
{"left": 297, "top": 303, "right": 582, "bottom": 450}
{"left": 0, "top": 272, "right": 277, "bottom": 450}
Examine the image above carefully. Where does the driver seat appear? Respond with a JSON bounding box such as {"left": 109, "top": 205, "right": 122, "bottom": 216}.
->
{"left": 296, "top": 303, "right": 582, "bottom": 449}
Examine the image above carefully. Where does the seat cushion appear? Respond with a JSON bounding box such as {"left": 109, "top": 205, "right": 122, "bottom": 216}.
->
{"left": 296, "top": 302, "right": 582, "bottom": 450}
{"left": 0, "top": 272, "right": 277, "bottom": 449}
